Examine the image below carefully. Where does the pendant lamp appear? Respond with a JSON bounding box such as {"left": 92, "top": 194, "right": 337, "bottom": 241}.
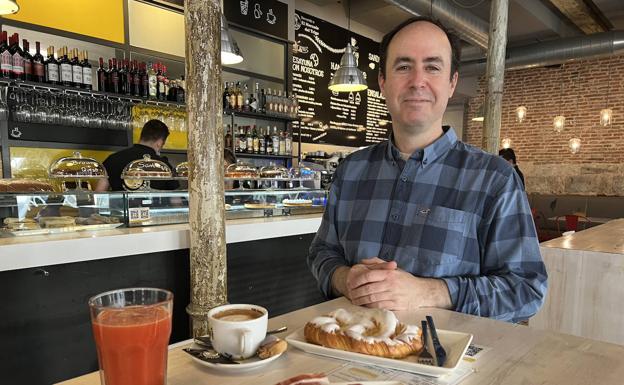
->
{"left": 221, "top": 13, "right": 243, "bottom": 65}
{"left": 501, "top": 138, "right": 512, "bottom": 149}
{"left": 0, "top": 0, "right": 18, "bottom": 15}
{"left": 328, "top": 0, "right": 367, "bottom": 92}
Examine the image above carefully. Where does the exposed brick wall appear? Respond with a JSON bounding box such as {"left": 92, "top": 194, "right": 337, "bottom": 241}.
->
{"left": 464, "top": 54, "right": 624, "bottom": 195}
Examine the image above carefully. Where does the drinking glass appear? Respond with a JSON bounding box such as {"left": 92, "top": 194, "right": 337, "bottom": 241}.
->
{"left": 89, "top": 287, "right": 173, "bottom": 385}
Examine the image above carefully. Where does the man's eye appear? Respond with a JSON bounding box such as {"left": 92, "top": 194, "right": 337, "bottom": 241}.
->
{"left": 427, "top": 66, "right": 441, "bottom": 72}
{"left": 396, "top": 65, "right": 410, "bottom": 71}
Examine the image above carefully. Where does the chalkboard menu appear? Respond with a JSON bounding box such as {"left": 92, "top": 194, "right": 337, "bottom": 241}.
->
{"left": 224, "top": 0, "right": 288, "bottom": 41}
{"left": 293, "top": 11, "right": 391, "bottom": 147}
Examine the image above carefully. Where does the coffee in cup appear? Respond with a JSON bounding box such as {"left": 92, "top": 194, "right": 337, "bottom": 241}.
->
{"left": 213, "top": 308, "right": 264, "bottom": 322}
{"left": 208, "top": 304, "right": 268, "bottom": 360}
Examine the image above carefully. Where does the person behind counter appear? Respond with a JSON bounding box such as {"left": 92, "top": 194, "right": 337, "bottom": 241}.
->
{"left": 498, "top": 148, "right": 525, "bottom": 189}
{"left": 307, "top": 16, "right": 547, "bottom": 323}
{"left": 95, "top": 119, "right": 180, "bottom": 191}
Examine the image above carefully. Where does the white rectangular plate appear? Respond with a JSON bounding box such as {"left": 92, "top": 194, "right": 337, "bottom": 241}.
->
{"left": 286, "top": 327, "right": 473, "bottom": 378}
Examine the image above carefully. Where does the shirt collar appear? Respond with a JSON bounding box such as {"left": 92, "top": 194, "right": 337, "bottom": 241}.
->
{"left": 385, "top": 126, "right": 458, "bottom": 166}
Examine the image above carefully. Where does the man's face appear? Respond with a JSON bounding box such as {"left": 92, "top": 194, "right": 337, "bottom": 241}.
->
{"left": 379, "top": 21, "right": 458, "bottom": 135}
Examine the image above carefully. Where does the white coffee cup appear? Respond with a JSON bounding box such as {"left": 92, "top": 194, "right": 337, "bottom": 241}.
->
{"left": 208, "top": 304, "right": 268, "bottom": 360}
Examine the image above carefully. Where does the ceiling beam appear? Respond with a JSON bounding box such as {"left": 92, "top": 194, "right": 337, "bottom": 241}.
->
{"left": 546, "top": 0, "right": 610, "bottom": 34}
{"left": 515, "top": 0, "right": 580, "bottom": 37}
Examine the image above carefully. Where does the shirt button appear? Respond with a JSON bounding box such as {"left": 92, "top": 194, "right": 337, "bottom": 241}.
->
{"left": 401, "top": 176, "right": 407, "bottom": 182}
{"left": 392, "top": 214, "right": 398, "bottom": 220}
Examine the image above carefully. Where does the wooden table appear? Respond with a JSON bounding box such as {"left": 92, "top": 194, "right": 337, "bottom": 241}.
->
{"left": 532, "top": 219, "right": 624, "bottom": 345}
{"left": 58, "top": 297, "right": 624, "bottom": 385}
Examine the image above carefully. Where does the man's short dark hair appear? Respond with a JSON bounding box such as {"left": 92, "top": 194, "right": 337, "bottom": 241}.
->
{"left": 499, "top": 148, "right": 517, "bottom": 164}
{"left": 379, "top": 16, "right": 461, "bottom": 81}
{"left": 140, "top": 119, "right": 170, "bottom": 142}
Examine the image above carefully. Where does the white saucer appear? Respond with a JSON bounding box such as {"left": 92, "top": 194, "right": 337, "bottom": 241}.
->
{"left": 187, "top": 346, "right": 284, "bottom": 373}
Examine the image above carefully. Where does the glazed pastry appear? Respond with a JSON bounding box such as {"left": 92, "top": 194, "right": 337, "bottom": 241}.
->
{"left": 257, "top": 336, "right": 288, "bottom": 359}
{"left": 282, "top": 199, "right": 313, "bottom": 207}
{"left": 38, "top": 216, "right": 76, "bottom": 228}
{"left": 304, "top": 308, "right": 422, "bottom": 359}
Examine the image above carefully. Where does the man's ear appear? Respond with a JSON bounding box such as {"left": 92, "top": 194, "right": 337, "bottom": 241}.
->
{"left": 378, "top": 71, "right": 386, "bottom": 97}
{"left": 448, "top": 71, "right": 458, "bottom": 98}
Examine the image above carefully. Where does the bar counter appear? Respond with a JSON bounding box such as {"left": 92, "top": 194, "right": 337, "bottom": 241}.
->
{"left": 0, "top": 214, "right": 324, "bottom": 384}
{"left": 532, "top": 218, "right": 624, "bottom": 345}
{"left": 58, "top": 297, "right": 624, "bottom": 385}
{"left": 0, "top": 214, "right": 322, "bottom": 272}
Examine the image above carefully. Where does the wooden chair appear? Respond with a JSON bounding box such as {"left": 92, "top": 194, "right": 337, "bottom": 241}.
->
{"left": 555, "top": 214, "right": 591, "bottom": 233}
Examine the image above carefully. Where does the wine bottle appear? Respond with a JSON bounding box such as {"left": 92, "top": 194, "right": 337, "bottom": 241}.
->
{"left": 45, "top": 46, "right": 59, "bottom": 85}
{"left": 59, "top": 46, "right": 73, "bottom": 87}
{"left": 132, "top": 60, "right": 140, "bottom": 96}
{"left": 32, "top": 42, "right": 45, "bottom": 82}
{"left": 0, "top": 31, "right": 10, "bottom": 78}
{"left": 9, "top": 34, "right": 25, "bottom": 81}
{"left": 22, "top": 39, "right": 32, "bottom": 82}
{"left": 71, "top": 48, "right": 83, "bottom": 88}
{"left": 109, "top": 58, "right": 119, "bottom": 93}
{"left": 97, "top": 57, "right": 107, "bottom": 92}
{"left": 140, "top": 62, "right": 149, "bottom": 98}
{"left": 147, "top": 62, "right": 157, "bottom": 100}
{"left": 82, "top": 51, "right": 92, "bottom": 90}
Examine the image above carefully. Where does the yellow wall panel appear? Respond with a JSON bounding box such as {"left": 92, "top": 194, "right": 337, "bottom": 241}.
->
{"left": 3, "top": 0, "right": 125, "bottom": 43}
{"left": 128, "top": 0, "right": 185, "bottom": 58}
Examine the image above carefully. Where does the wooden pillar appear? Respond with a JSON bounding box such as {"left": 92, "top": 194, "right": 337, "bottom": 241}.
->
{"left": 185, "top": 0, "right": 227, "bottom": 337}
{"left": 481, "top": 0, "right": 509, "bottom": 154}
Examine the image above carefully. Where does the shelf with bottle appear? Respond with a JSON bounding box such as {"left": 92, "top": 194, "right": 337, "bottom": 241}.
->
{"left": 223, "top": 81, "right": 299, "bottom": 121}
{"left": 226, "top": 123, "right": 295, "bottom": 159}
{"left": 0, "top": 29, "right": 186, "bottom": 109}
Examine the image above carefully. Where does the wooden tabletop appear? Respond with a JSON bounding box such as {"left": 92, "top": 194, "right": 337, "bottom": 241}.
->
{"left": 541, "top": 218, "right": 624, "bottom": 254}
{"left": 57, "top": 297, "right": 624, "bottom": 385}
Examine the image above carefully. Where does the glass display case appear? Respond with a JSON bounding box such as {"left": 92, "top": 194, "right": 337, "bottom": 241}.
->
{"left": 0, "top": 188, "right": 327, "bottom": 235}
{"left": 0, "top": 191, "right": 125, "bottom": 236}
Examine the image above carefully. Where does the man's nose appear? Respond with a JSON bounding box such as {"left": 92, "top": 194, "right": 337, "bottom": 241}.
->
{"left": 408, "top": 69, "right": 426, "bottom": 88}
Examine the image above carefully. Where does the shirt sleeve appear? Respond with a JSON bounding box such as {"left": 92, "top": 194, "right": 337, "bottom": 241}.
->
{"left": 442, "top": 170, "right": 548, "bottom": 322}
{"left": 307, "top": 166, "right": 348, "bottom": 299}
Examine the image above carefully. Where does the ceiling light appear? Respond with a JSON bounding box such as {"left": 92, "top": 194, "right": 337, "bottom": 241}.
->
{"left": 328, "top": 0, "right": 367, "bottom": 93}
{"left": 328, "top": 42, "right": 367, "bottom": 92}
{"left": 516, "top": 106, "right": 527, "bottom": 123}
{"left": 569, "top": 138, "right": 581, "bottom": 154}
{"left": 221, "top": 13, "right": 243, "bottom": 65}
{"left": 0, "top": 0, "right": 18, "bottom": 15}
{"left": 553, "top": 115, "right": 565, "bottom": 133}
{"left": 600, "top": 108, "right": 612, "bottom": 126}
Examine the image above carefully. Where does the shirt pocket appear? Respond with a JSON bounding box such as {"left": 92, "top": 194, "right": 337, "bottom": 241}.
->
{"left": 410, "top": 205, "right": 469, "bottom": 267}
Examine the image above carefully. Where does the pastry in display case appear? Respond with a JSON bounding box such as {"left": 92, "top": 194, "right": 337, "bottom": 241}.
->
{"left": 48, "top": 151, "right": 107, "bottom": 191}
{"left": 0, "top": 191, "right": 125, "bottom": 236}
{"left": 121, "top": 154, "right": 174, "bottom": 190}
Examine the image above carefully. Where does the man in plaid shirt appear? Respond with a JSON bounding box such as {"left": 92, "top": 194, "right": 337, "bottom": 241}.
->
{"left": 308, "top": 17, "right": 547, "bottom": 322}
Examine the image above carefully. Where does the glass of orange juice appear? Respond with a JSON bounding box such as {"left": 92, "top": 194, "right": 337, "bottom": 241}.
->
{"left": 89, "top": 288, "right": 173, "bottom": 385}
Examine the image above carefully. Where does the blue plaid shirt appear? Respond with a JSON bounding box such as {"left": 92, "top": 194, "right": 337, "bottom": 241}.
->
{"left": 308, "top": 127, "right": 547, "bottom": 322}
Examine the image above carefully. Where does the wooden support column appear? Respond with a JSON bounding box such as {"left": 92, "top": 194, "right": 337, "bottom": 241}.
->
{"left": 481, "top": 0, "right": 509, "bottom": 154}
{"left": 185, "top": 0, "right": 227, "bottom": 337}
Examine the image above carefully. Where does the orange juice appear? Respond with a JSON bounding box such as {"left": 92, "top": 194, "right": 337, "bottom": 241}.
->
{"left": 92, "top": 306, "right": 172, "bottom": 385}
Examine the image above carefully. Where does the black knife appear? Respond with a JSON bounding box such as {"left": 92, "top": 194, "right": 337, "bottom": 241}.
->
{"left": 426, "top": 315, "right": 447, "bottom": 367}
